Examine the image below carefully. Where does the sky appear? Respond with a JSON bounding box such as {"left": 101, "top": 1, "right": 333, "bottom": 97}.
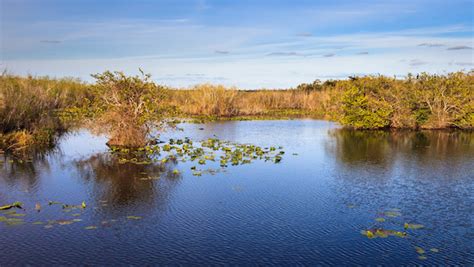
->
{"left": 1, "top": 0, "right": 473, "bottom": 89}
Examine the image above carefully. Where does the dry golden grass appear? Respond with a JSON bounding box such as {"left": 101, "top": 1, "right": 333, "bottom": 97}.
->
{"left": 169, "top": 85, "right": 335, "bottom": 118}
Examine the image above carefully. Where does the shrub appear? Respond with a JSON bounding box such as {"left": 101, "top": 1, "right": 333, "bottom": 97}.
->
{"left": 340, "top": 82, "right": 393, "bottom": 129}
{"left": 86, "top": 70, "right": 170, "bottom": 148}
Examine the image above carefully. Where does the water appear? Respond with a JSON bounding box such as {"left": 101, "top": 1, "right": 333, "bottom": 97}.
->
{"left": 1, "top": 120, "right": 473, "bottom": 265}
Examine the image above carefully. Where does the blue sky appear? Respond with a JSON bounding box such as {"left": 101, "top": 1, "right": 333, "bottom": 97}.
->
{"left": 1, "top": 0, "right": 473, "bottom": 88}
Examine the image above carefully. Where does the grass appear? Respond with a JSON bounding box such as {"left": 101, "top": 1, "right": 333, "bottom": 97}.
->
{"left": 0, "top": 73, "right": 89, "bottom": 153}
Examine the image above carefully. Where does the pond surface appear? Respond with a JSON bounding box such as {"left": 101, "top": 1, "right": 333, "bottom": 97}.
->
{"left": 1, "top": 120, "right": 473, "bottom": 265}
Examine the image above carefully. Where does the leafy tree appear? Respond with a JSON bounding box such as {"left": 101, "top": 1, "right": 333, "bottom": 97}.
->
{"left": 87, "top": 70, "right": 170, "bottom": 148}
{"left": 340, "top": 82, "right": 393, "bottom": 129}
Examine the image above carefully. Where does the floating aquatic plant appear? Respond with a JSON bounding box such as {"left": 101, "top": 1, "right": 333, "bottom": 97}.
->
{"left": 0, "top": 201, "right": 23, "bottom": 210}
{"left": 404, "top": 223, "right": 424, "bottom": 230}
{"left": 415, "top": 246, "right": 425, "bottom": 254}
{"left": 361, "top": 229, "right": 407, "bottom": 239}
{"left": 110, "top": 137, "right": 284, "bottom": 168}
{"left": 126, "top": 216, "right": 142, "bottom": 220}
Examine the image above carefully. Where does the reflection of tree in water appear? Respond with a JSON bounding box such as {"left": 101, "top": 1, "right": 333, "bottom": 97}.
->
{"left": 74, "top": 153, "right": 181, "bottom": 211}
{"left": 328, "top": 130, "right": 392, "bottom": 166}
{"left": 326, "top": 128, "right": 474, "bottom": 211}
{"left": 327, "top": 128, "right": 474, "bottom": 259}
{"left": 0, "top": 153, "right": 52, "bottom": 192}
{"left": 328, "top": 129, "right": 474, "bottom": 170}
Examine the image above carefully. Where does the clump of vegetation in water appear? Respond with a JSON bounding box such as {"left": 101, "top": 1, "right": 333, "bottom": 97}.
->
{"left": 0, "top": 200, "right": 143, "bottom": 229}
{"left": 108, "top": 137, "right": 285, "bottom": 175}
{"left": 356, "top": 206, "right": 440, "bottom": 261}
{"left": 83, "top": 70, "right": 172, "bottom": 148}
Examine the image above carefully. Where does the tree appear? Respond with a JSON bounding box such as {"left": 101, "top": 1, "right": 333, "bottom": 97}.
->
{"left": 88, "top": 70, "right": 170, "bottom": 148}
{"left": 340, "top": 80, "right": 393, "bottom": 129}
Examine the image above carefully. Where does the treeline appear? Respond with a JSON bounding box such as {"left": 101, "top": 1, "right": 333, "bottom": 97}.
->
{"left": 170, "top": 72, "right": 473, "bottom": 129}
{"left": 1, "top": 71, "right": 472, "bottom": 152}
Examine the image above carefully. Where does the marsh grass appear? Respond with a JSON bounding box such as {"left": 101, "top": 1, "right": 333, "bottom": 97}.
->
{"left": 171, "top": 84, "right": 239, "bottom": 117}
{"left": 0, "top": 73, "right": 89, "bottom": 153}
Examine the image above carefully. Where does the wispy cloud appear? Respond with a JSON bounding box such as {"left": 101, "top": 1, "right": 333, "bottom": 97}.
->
{"left": 267, "top": 52, "right": 306, "bottom": 57}
{"left": 323, "top": 53, "right": 335, "bottom": 57}
{"left": 296, "top": 33, "right": 312, "bottom": 37}
{"left": 214, "top": 50, "right": 230, "bottom": 54}
{"left": 454, "top": 62, "right": 473, "bottom": 66}
{"left": 418, "top": 43, "right": 444, "bottom": 47}
{"left": 447, "top": 45, "right": 472, "bottom": 50}
{"left": 357, "top": 52, "right": 369, "bottom": 55}
{"left": 40, "top": 40, "right": 61, "bottom": 44}
{"left": 409, "top": 59, "right": 428, "bottom": 66}
{"left": 196, "top": 0, "right": 211, "bottom": 11}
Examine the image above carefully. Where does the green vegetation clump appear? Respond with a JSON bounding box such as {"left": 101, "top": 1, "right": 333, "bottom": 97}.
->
{"left": 77, "top": 70, "right": 173, "bottom": 148}
{"left": 335, "top": 73, "right": 473, "bottom": 129}
{"left": 340, "top": 83, "right": 393, "bottom": 129}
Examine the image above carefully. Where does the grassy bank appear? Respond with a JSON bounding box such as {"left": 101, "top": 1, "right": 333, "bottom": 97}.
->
{"left": 1, "top": 71, "right": 472, "bottom": 152}
{"left": 0, "top": 74, "right": 90, "bottom": 153}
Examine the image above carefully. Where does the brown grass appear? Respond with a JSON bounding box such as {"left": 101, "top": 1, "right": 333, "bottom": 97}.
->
{"left": 169, "top": 85, "right": 335, "bottom": 118}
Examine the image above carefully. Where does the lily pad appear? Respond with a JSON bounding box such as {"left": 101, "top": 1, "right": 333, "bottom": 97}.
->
{"left": 415, "top": 246, "right": 425, "bottom": 254}
{"left": 361, "top": 229, "right": 407, "bottom": 239}
{"left": 5, "top": 218, "right": 25, "bottom": 226}
{"left": 404, "top": 223, "right": 424, "bottom": 230}
{"left": 9, "top": 213, "right": 26, "bottom": 217}
{"left": 384, "top": 211, "right": 401, "bottom": 217}
{"left": 57, "top": 220, "right": 74, "bottom": 225}
{"left": 84, "top": 226, "right": 97, "bottom": 230}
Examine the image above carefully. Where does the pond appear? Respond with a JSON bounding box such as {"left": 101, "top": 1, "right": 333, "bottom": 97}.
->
{"left": 1, "top": 120, "right": 473, "bottom": 265}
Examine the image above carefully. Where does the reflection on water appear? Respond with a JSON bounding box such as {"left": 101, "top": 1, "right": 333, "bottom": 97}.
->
{"left": 0, "top": 121, "right": 473, "bottom": 265}
{"left": 328, "top": 129, "right": 474, "bottom": 168}
{"left": 75, "top": 153, "right": 180, "bottom": 208}
{"left": 0, "top": 153, "right": 54, "bottom": 195}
